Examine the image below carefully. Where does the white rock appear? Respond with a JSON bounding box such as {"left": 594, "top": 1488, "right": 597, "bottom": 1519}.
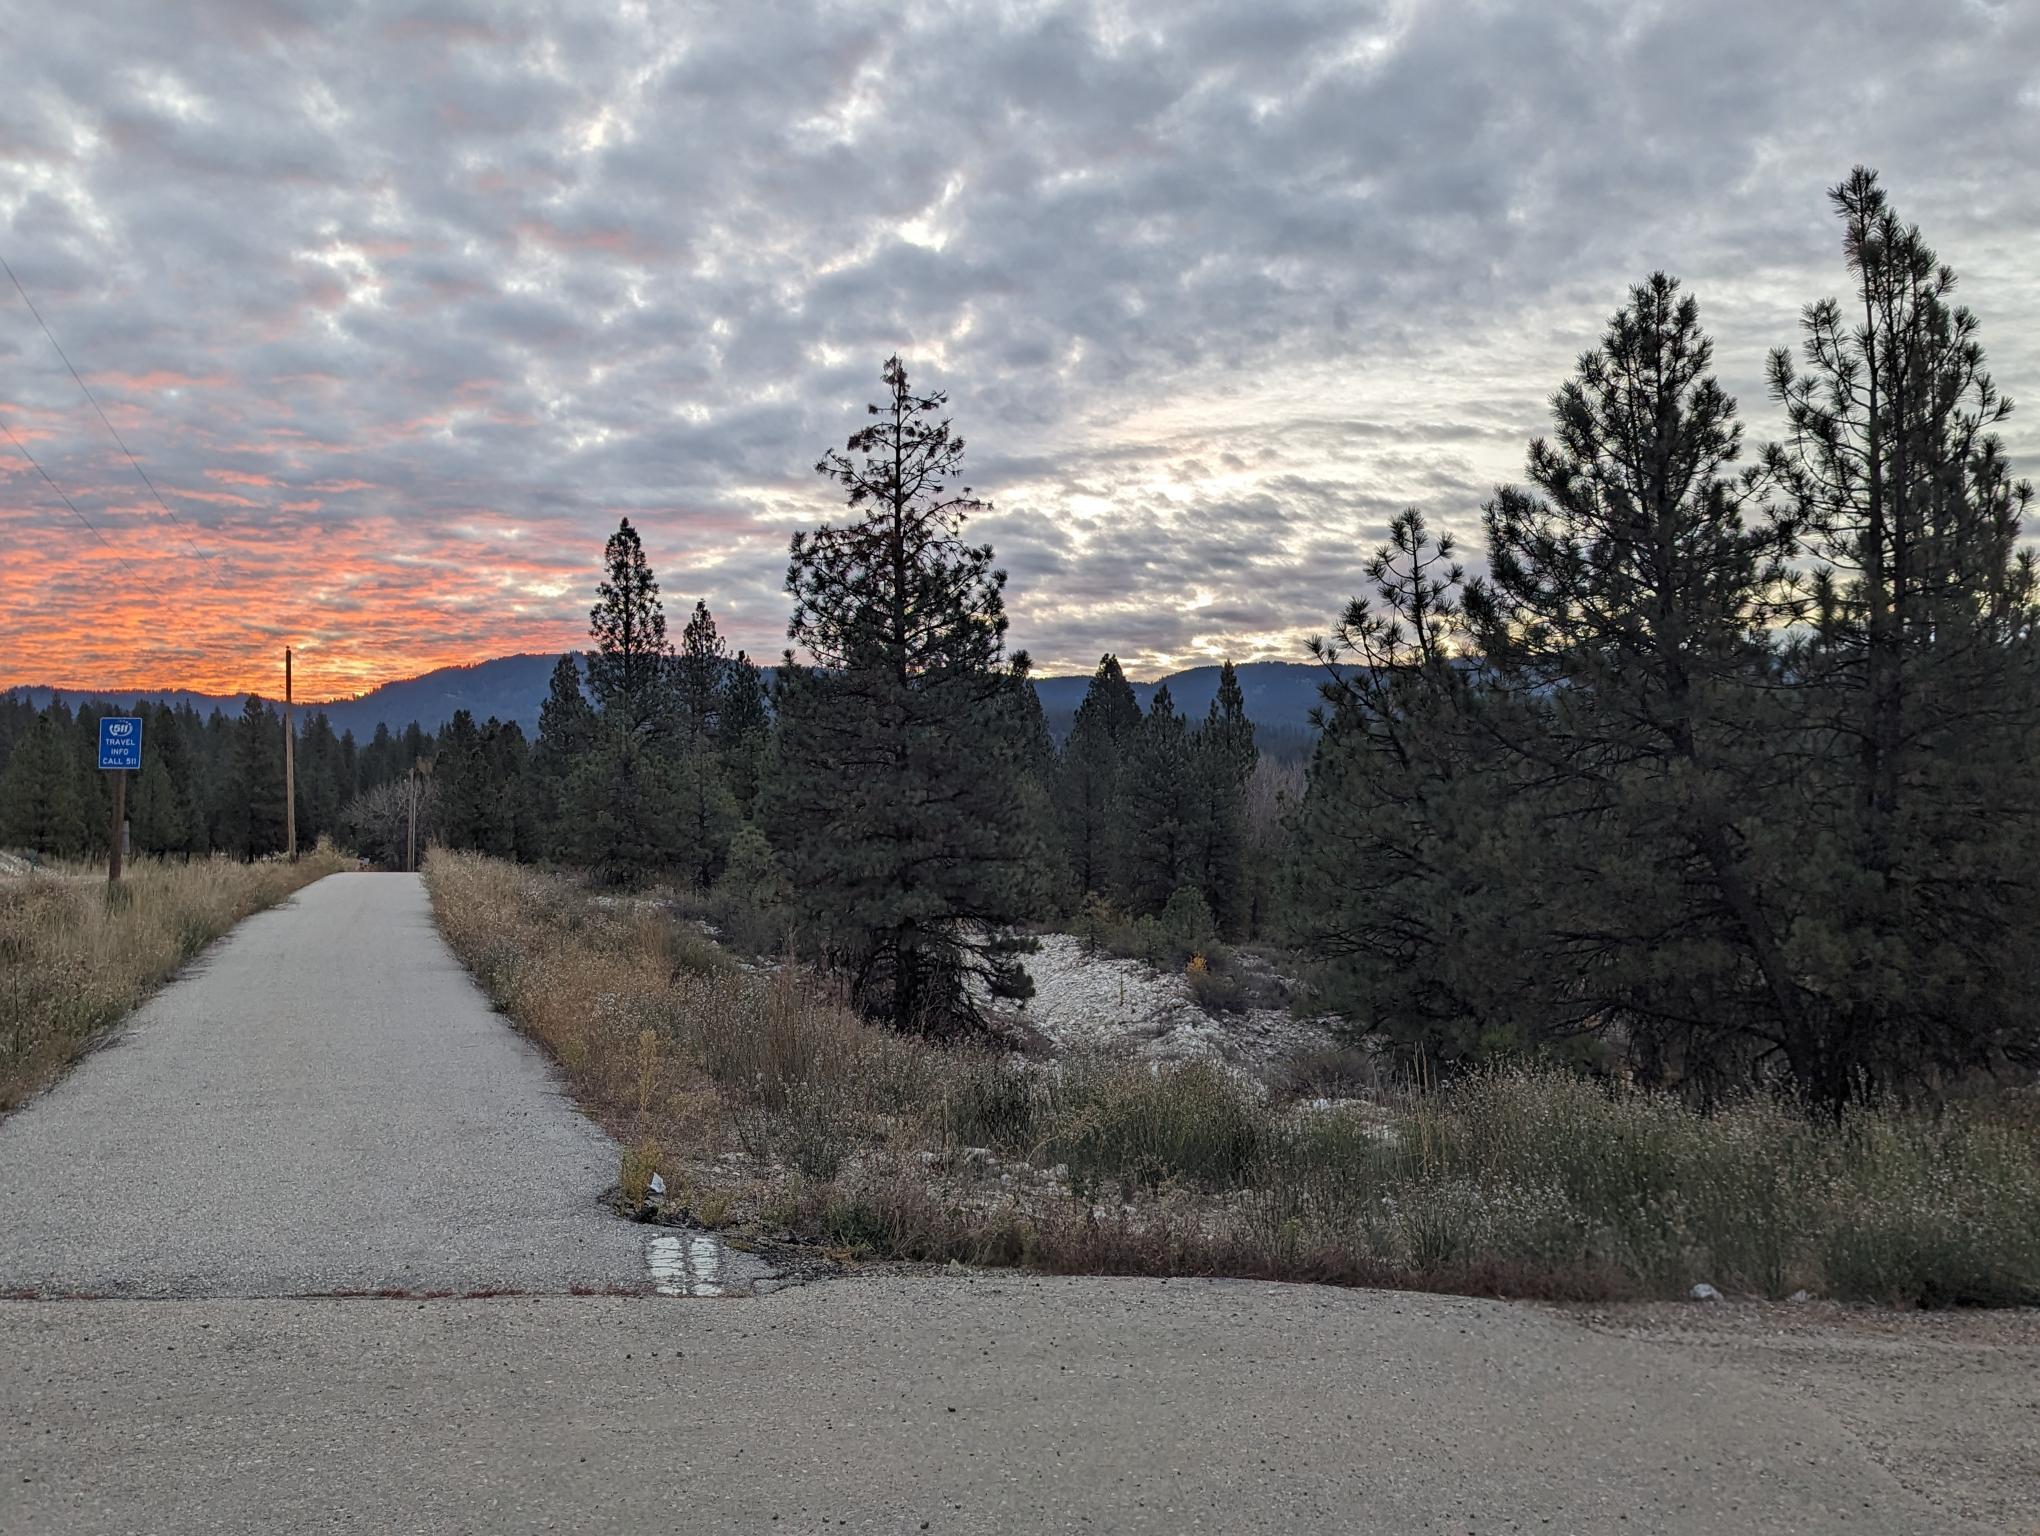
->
{"left": 1788, "top": 1289, "right": 1813, "bottom": 1304}
{"left": 1689, "top": 1282, "right": 1722, "bottom": 1302}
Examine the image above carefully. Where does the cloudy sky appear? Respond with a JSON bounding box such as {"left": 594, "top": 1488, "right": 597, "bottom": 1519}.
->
{"left": 3, "top": 0, "right": 2037, "bottom": 698}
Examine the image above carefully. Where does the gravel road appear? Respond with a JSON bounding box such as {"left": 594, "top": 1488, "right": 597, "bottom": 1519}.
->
{"left": 0, "top": 872, "right": 645, "bottom": 1298}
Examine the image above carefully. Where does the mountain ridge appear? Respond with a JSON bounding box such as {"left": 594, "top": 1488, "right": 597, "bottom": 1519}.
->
{"left": 7, "top": 654, "right": 1336, "bottom": 740}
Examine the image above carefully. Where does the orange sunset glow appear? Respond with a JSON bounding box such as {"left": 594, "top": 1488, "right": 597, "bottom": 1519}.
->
{"left": 4, "top": 1, "right": 2037, "bottom": 704}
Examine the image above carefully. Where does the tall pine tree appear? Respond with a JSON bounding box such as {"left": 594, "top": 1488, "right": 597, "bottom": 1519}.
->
{"left": 532, "top": 655, "right": 594, "bottom": 858}
{"left": 1189, "top": 660, "right": 1257, "bottom": 934}
{"left": 1765, "top": 169, "right": 2040, "bottom": 1102}
{"left": 769, "top": 355, "right": 1041, "bottom": 1036}
{"left": 1055, "top": 654, "right": 1141, "bottom": 898}
{"left": 1462, "top": 272, "right": 1804, "bottom": 1090}
{"left": 575, "top": 522, "right": 684, "bottom": 883}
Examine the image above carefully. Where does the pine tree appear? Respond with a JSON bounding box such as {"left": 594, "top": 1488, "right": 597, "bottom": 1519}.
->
{"left": 576, "top": 523, "right": 685, "bottom": 884}
{"left": 674, "top": 600, "right": 728, "bottom": 742}
{"left": 668, "top": 600, "right": 740, "bottom": 885}
{"left": 221, "top": 696, "right": 288, "bottom": 859}
{"left": 481, "top": 718, "right": 533, "bottom": 858}
{"left": 434, "top": 710, "right": 489, "bottom": 850}
{"left": 1462, "top": 272, "right": 1805, "bottom": 1089}
{"left": 0, "top": 708, "right": 87, "bottom": 857}
{"left": 769, "top": 355, "right": 1042, "bottom": 1035}
{"left": 716, "top": 649, "right": 771, "bottom": 818}
{"left": 1055, "top": 655, "right": 1140, "bottom": 897}
{"left": 1291, "top": 510, "right": 1547, "bottom": 1061}
{"left": 1189, "top": 660, "right": 1257, "bottom": 934}
{"left": 295, "top": 713, "right": 346, "bottom": 849}
{"left": 532, "top": 655, "right": 594, "bottom": 858}
{"left": 129, "top": 704, "right": 196, "bottom": 856}
{"left": 1117, "top": 685, "right": 1200, "bottom": 914}
{"left": 1765, "top": 169, "right": 2040, "bottom": 1102}
{"left": 570, "top": 730, "right": 685, "bottom": 884}
{"left": 586, "top": 518, "right": 674, "bottom": 741}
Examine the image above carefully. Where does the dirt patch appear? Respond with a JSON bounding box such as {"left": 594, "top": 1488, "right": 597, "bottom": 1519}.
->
{"left": 1010, "top": 934, "right": 1335, "bottom": 1076}
{"left": 1560, "top": 1300, "right": 2040, "bottom": 1532}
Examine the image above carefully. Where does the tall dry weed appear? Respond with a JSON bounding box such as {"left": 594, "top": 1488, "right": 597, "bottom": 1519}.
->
{"left": 426, "top": 851, "right": 2040, "bottom": 1305}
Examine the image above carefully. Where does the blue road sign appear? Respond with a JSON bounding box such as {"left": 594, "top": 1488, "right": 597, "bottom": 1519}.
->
{"left": 98, "top": 716, "right": 143, "bottom": 771}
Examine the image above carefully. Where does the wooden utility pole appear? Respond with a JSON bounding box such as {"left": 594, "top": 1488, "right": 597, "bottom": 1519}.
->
{"left": 406, "top": 765, "right": 417, "bottom": 874}
{"left": 284, "top": 648, "right": 298, "bottom": 861}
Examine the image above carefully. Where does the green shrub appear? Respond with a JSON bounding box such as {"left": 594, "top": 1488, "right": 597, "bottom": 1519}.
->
{"left": 939, "top": 1053, "right": 1041, "bottom": 1154}
{"left": 1047, "top": 1058, "right": 1265, "bottom": 1197}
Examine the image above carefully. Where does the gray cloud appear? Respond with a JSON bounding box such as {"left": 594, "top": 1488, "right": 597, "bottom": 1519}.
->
{"left": 2, "top": 0, "right": 2038, "bottom": 693}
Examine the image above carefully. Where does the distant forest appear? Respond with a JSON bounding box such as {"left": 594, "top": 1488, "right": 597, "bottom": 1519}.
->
{"left": 4, "top": 170, "right": 2036, "bottom": 1110}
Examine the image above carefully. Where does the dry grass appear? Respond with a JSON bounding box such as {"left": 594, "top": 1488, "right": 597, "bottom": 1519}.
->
{"left": 0, "top": 848, "right": 352, "bottom": 1113}
{"left": 427, "top": 850, "right": 2040, "bottom": 1305}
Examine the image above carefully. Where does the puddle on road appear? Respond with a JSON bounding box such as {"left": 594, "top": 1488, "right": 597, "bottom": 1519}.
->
{"left": 646, "top": 1232, "right": 782, "bottom": 1297}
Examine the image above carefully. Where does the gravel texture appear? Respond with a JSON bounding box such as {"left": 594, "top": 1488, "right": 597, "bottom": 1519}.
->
{"left": 1567, "top": 1299, "right": 2040, "bottom": 1534}
{"left": 1016, "top": 933, "right": 1333, "bottom": 1073}
{"left": 0, "top": 872, "right": 648, "bottom": 1299}
{"left": 0, "top": 1276, "right": 2013, "bottom": 1535}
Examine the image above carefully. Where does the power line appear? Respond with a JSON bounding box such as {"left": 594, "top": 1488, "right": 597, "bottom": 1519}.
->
{"left": 0, "top": 409, "right": 168, "bottom": 600}
{"left": 1, "top": 252, "right": 226, "bottom": 584}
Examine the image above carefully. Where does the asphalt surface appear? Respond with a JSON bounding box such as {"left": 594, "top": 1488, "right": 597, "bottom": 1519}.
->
{"left": 0, "top": 872, "right": 647, "bottom": 1298}
{"left": 0, "top": 1279, "right": 2004, "bottom": 1536}
{"left": 0, "top": 871, "right": 2022, "bottom": 1534}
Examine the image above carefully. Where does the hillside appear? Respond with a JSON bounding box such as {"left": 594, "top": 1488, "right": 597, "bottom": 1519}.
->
{"left": 9, "top": 655, "right": 1335, "bottom": 744}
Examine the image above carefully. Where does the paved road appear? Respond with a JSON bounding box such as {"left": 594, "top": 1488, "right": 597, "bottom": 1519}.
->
{"left": 0, "top": 872, "right": 646, "bottom": 1298}
{"left": 0, "top": 872, "right": 2022, "bottom": 1534}
{"left": 0, "top": 1280, "right": 2010, "bottom": 1536}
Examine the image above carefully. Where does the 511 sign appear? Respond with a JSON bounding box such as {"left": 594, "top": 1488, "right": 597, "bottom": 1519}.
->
{"left": 98, "top": 715, "right": 143, "bottom": 883}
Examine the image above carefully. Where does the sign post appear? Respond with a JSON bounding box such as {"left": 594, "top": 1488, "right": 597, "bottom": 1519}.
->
{"left": 98, "top": 716, "right": 143, "bottom": 886}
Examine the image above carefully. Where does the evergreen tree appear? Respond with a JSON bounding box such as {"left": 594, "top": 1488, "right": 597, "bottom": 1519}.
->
{"left": 434, "top": 710, "right": 489, "bottom": 850}
{"left": 576, "top": 524, "right": 685, "bottom": 884}
{"left": 1291, "top": 510, "right": 1546, "bottom": 1061}
{"left": 570, "top": 731, "right": 685, "bottom": 884}
{"left": 1054, "top": 654, "right": 1141, "bottom": 897}
{"left": 673, "top": 600, "right": 728, "bottom": 741}
{"left": 228, "top": 696, "right": 288, "bottom": 858}
{"left": 769, "top": 355, "right": 1041, "bottom": 1035}
{"left": 586, "top": 518, "right": 674, "bottom": 741}
{"left": 1462, "top": 272, "right": 1805, "bottom": 1089}
{"left": 481, "top": 718, "right": 533, "bottom": 859}
{"left": 359, "top": 722, "right": 399, "bottom": 793}
{"left": 1764, "top": 169, "right": 2040, "bottom": 1101}
{"left": 1188, "top": 660, "right": 1257, "bottom": 934}
{"left": 1116, "top": 685, "right": 1200, "bottom": 915}
{"left": 668, "top": 600, "right": 740, "bottom": 885}
{"left": 716, "top": 649, "right": 772, "bottom": 818}
{"left": 129, "top": 704, "right": 196, "bottom": 856}
{"left": 672, "top": 746, "right": 739, "bottom": 890}
{"left": 531, "top": 655, "right": 594, "bottom": 858}
{"left": 0, "top": 707, "right": 87, "bottom": 857}
{"left": 295, "top": 713, "right": 346, "bottom": 849}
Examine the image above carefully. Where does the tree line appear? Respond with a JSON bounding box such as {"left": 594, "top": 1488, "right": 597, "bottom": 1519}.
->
{"left": 0, "top": 690, "right": 449, "bottom": 861}
{"left": 1292, "top": 171, "right": 2038, "bottom": 1109}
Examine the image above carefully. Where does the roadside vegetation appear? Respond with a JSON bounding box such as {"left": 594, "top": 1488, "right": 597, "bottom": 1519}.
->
{"left": 0, "top": 849, "right": 349, "bottom": 1111}
{"left": 429, "top": 851, "right": 2040, "bottom": 1306}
